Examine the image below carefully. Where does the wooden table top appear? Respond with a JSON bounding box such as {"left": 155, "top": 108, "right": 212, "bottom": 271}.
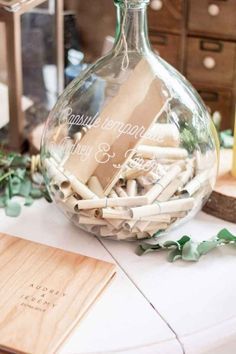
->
{"left": 0, "top": 199, "right": 235, "bottom": 354}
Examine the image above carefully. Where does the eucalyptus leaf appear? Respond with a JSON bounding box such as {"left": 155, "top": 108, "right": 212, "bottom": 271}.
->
{"left": 10, "top": 155, "right": 29, "bottom": 168}
{"left": 0, "top": 150, "right": 49, "bottom": 217}
{"left": 167, "top": 248, "right": 182, "bottom": 262}
{"left": 5, "top": 200, "right": 21, "bottom": 217}
{"left": 137, "top": 243, "right": 162, "bottom": 256}
{"left": 8, "top": 176, "right": 13, "bottom": 199}
{"left": 197, "top": 240, "right": 219, "bottom": 255}
{"left": 19, "top": 179, "right": 32, "bottom": 197}
{"left": 217, "top": 228, "right": 236, "bottom": 242}
{"left": 24, "top": 196, "right": 34, "bottom": 206}
{"left": 163, "top": 240, "right": 179, "bottom": 248}
{"left": 0, "top": 195, "right": 7, "bottom": 208}
{"left": 137, "top": 229, "right": 236, "bottom": 263}
{"left": 10, "top": 177, "right": 21, "bottom": 196}
{"left": 177, "top": 235, "right": 191, "bottom": 248}
{"left": 15, "top": 168, "right": 26, "bottom": 180}
{"left": 153, "top": 230, "right": 163, "bottom": 238}
{"left": 182, "top": 241, "right": 200, "bottom": 261}
{"left": 30, "top": 188, "right": 43, "bottom": 199}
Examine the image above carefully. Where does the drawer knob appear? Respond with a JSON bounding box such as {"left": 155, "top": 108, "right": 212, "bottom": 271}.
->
{"left": 208, "top": 4, "right": 220, "bottom": 16}
{"left": 150, "top": 0, "right": 163, "bottom": 11}
{"left": 203, "top": 56, "right": 216, "bottom": 69}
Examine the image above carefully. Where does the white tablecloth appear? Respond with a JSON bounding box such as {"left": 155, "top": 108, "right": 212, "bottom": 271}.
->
{"left": 0, "top": 199, "right": 235, "bottom": 354}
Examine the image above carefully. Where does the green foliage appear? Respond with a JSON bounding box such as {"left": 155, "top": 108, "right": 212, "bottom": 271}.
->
{"left": 0, "top": 150, "right": 52, "bottom": 217}
{"left": 137, "top": 229, "right": 236, "bottom": 262}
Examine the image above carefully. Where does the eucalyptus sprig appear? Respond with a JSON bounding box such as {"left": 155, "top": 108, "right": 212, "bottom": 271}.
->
{"left": 137, "top": 229, "right": 236, "bottom": 262}
{"left": 0, "top": 150, "right": 51, "bottom": 217}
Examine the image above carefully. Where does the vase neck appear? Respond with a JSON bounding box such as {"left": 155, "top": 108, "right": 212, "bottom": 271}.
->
{"left": 114, "top": 0, "right": 151, "bottom": 55}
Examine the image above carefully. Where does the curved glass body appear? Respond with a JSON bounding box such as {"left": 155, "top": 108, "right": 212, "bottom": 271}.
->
{"left": 41, "top": 0, "right": 218, "bottom": 241}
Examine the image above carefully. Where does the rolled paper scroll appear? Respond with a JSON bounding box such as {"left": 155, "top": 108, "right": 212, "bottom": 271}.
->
{"left": 145, "top": 163, "right": 183, "bottom": 203}
{"left": 68, "top": 175, "right": 99, "bottom": 200}
{"left": 123, "top": 219, "right": 137, "bottom": 231}
{"left": 65, "top": 59, "right": 170, "bottom": 195}
{"left": 106, "top": 219, "right": 124, "bottom": 230}
{"left": 76, "top": 196, "right": 149, "bottom": 210}
{"left": 116, "top": 230, "right": 134, "bottom": 240}
{"left": 179, "top": 159, "right": 195, "bottom": 187}
{"left": 123, "top": 213, "right": 171, "bottom": 230}
{"left": 145, "top": 169, "right": 163, "bottom": 184}
{"left": 108, "top": 189, "right": 119, "bottom": 198}
{"left": 127, "top": 180, "right": 137, "bottom": 196}
{"left": 157, "top": 177, "right": 183, "bottom": 202}
{"left": 104, "top": 188, "right": 127, "bottom": 228}
{"left": 131, "top": 198, "right": 194, "bottom": 219}
{"left": 115, "top": 186, "right": 128, "bottom": 198}
{"left": 143, "top": 222, "right": 168, "bottom": 232}
{"left": 79, "top": 216, "right": 107, "bottom": 225}
{"left": 63, "top": 195, "right": 79, "bottom": 212}
{"left": 137, "top": 176, "right": 152, "bottom": 187}
{"left": 123, "top": 168, "right": 146, "bottom": 180}
{"left": 170, "top": 211, "right": 187, "bottom": 218}
{"left": 136, "top": 232, "right": 151, "bottom": 240}
{"left": 136, "top": 145, "right": 188, "bottom": 160}
{"left": 133, "top": 220, "right": 150, "bottom": 232}
{"left": 133, "top": 213, "right": 176, "bottom": 232}
{"left": 44, "top": 158, "right": 69, "bottom": 187}
{"left": 59, "top": 184, "right": 73, "bottom": 200}
{"left": 99, "top": 226, "right": 115, "bottom": 237}
{"left": 87, "top": 176, "right": 105, "bottom": 198}
{"left": 80, "top": 209, "right": 97, "bottom": 217}
{"left": 141, "top": 123, "right": 180, "bottom": 147}
{"left": 134, "top": 219, "right": 165, "bottom": 232}
{"left": 180, "top": 170, "right": 211, "bottom": 196}
{"left": 97, "top": 208, "right": 132, "bottom": 219}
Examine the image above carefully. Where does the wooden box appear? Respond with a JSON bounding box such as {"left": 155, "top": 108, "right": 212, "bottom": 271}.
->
{"left": 188, "top": 0, "right": 236, "bottom": 40}
{"left": 196, "top": 85, "right": 234, "bottom": 130}
{"left": 150, "top": 31, "right": 182, "bottom": 69}
{"left": 186, "top": 37, "right": 236, "bottom": 88}
{"left": 148, "top": 0, "right": 184, "bottom": 34}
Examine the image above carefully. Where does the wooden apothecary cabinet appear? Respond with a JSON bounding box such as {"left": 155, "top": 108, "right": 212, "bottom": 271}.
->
{"left": 148, "top": 0, "right": 236, "bottom": 128}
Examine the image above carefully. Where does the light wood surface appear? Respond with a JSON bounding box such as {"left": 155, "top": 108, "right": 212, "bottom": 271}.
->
{"left": 203, "top": 149, "right": 236, "bottom": 222}
{"left": 214, "top": 149, "right": 236, "bottom": 197}
{"left": 0, "top": 232, "right": 116, "bottom": 354}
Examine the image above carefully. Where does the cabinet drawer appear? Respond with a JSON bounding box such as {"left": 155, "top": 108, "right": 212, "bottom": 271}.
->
{"left": 186, "top": 37, "right": 236, "bottom": 87}
{"left": 196, "top": 86, "right": 234, "bottom": 129}
{"left": 188, "top": 0, "right": 236, "bottom": 40}
{"left": 150, "top": 32, "right": 182, "bottom": 69}
{"left": 148, "top": 0, "right": 184, "bottom": 34}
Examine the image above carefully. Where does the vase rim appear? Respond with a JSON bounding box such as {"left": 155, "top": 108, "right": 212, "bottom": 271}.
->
{"left": 114, "top": 0, "right": 150, "bottom": 7}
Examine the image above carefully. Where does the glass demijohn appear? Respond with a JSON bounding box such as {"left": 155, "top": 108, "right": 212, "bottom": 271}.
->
{"left": 41, "top": 0, "right": 219, "bottom": 241}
